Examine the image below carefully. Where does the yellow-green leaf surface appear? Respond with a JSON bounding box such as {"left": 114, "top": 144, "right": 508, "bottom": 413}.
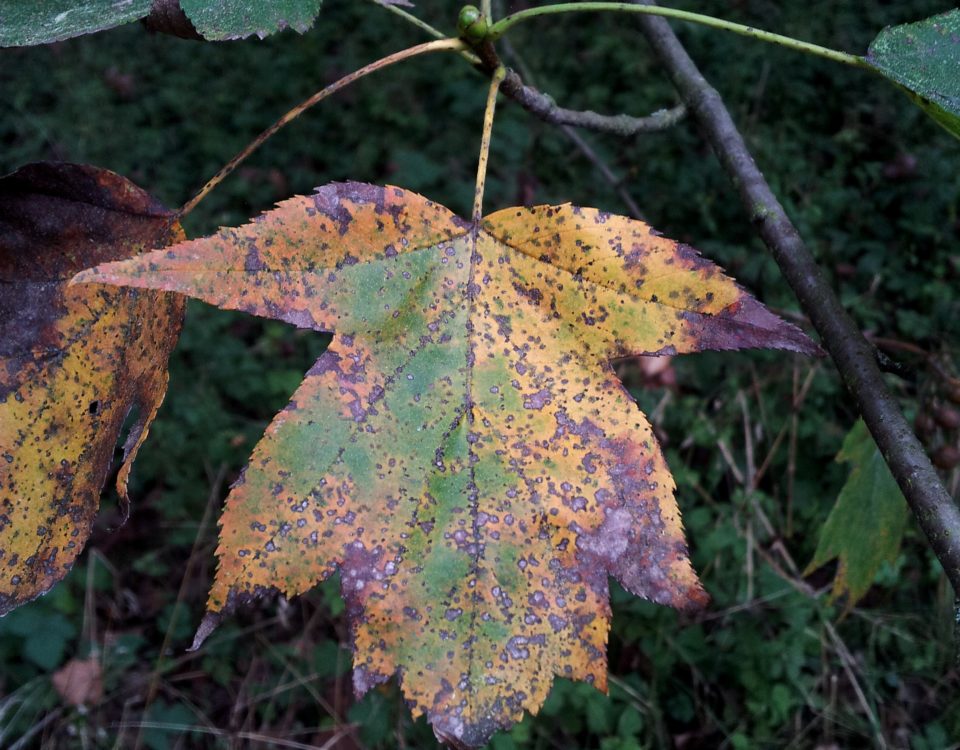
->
{"left": 76, "top": 182, "right": 817, "bottom": 746}
{"left": 805, "top": 419, "right": 908, "bottom": 609}
{"left": 867, "top": 9, "right": 960, "bottom": 139}
{"left": 0, "top": 162, "right": 184, "bottom": 615}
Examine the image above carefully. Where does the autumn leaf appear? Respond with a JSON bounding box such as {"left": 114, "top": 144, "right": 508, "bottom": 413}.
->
{"left": 75, "top": 182, "right": 817, "bottom": 747}
{"left": 805, "top": 419, "right": 908, "bottom": 610}
{"left": 0, "top": 162, "right": 184, "bottom": 616}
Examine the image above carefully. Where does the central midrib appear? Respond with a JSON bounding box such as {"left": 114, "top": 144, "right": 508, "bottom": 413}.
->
{"left": 464, "top": 226, "right": 482, "bottom": 719}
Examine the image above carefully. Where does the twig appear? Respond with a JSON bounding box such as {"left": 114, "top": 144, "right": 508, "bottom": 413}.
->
{"left": 501, "top": 69, "right": 686, "bottom": 136}
{"left": 178, "top": 38, "right": 466, "bottom": 218}
{"left": 476, "top": 31, "right": 686, "bottom": 136}
{"left": 368, "top": 0, "right": 687, "bottom": 138}
{"left": 488, "top": 2, "right": 868, "bottom": 69}
{"left": 366, "top": 0, "right": 446, "bottom": 42}
{"left": 869, "top": 335, "right": 959, "bottom": 387}
{"left": 631, "top": 0, "right": 960, "bottom": 598}
{"left": 475, "top": 31, "right": 686, "bottom": 137}
{"left": 498, "top": 36, "right": 647, "bottom": 217}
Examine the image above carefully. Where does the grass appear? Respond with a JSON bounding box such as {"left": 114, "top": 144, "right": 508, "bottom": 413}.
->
{"left": 1, "top": 0, "right": 958, "bottom": 747}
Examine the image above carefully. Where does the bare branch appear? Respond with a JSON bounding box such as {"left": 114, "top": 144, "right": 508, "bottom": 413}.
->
{"left": 630, "top": 0, "right": 960, "bottom": 595}
{"left": 498, "top": 36, "right": 646, "bottom": 216}
{"left": 472, "top": 37, "right": 685, "bottom": 136}
{"left": 501, "top": 69, "right": 686, "bottom": 135}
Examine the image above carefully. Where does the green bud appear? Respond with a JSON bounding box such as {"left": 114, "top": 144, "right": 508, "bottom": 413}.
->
{"left": 458, "top": 5, "right": 489, "bottom": 43}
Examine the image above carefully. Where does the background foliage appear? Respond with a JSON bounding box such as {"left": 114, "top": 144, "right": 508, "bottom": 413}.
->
{"left": 1, "top": 0, "right": 958, "bottom": 747}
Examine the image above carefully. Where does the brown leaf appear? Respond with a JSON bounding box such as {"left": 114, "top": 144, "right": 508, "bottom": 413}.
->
{"left": 52, "top": 657, "right": 103, "bottom": 706}
{"left": 0, "top": 162, "right": 184, "bottom": 615}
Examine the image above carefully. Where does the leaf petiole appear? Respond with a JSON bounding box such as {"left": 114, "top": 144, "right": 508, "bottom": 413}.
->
{"left": 472, "top": 66, "right": 507, "bottom": 224}
{"left": 179, "top": 37, "right": 468, "bottom": 218}
{"left": 487, "top": 2, "right": 868, "bottom": 69}
{"left": 369, "top": 0, "right": 446, "bottom": 40}
{"left": 482, "top": 0, "right": 493, "bottom": 25}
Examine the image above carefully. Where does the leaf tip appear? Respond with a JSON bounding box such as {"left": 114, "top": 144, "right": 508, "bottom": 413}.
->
{"left": 189, "top": 611, "right": 222, "bottom": 651}
{"left": 710, "top": 295, "right": 823, "bottom": 357}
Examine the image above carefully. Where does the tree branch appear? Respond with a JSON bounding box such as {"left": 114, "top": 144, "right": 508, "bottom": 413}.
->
{"left": 471, "top": 37, "right": 685, "bottom": 137}
{"left": 500, "top": 69, "right": 686, "bottom": 136}
{"left": 631, "top": 0, "right": 960, "bottom": 595}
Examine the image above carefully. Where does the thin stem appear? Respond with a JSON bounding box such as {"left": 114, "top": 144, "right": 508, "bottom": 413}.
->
{"left": 473, "top": 66, "right": 507, "bottom": 224}
{"left": 178, "top": 38, "right": 467, "bottom": 218}
{"left": 489, "top": 2, "right": 867, "bottom": 69}
{"left": 368, "top": 0, "right": 680, "bottom": 138}
{"left": 363, "top": 0, "right": 481, "bottom": 64}
{"left": 370, "top": 0, "right": 446, "bottom": 39}
{"left": 482, "top": 0, "right": 494, "bottom": 24}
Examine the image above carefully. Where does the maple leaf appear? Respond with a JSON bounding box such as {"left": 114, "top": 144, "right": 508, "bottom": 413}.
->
{"left": 75, "top": 182, "right": 817, "bottom": 747}
{"left": 0, "top": 162, "right": 184, "bottom": 615}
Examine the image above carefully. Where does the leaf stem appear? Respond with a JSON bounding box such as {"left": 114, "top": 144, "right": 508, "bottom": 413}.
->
{"left": 363, "top": 0, "right": 482, "bottom": 64}
{"left": 488, "top": 2, "right": 867, "bottom": 69}
{"left": 178, "top": 38, "right": 467, "bottom": 219}
{"left": 371, "top": 0, "right": 446, "bottom": 39}
{"left": 472, "top": 66, "right": 506, "bottom": 224}
{"left": 482, "top": 0, "right": 494, "bottom": 24}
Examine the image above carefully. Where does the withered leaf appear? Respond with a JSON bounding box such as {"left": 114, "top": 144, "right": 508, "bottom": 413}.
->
{"left": 75, "top": 182, "right": 816, "bottom": 746}
{"left": 0, "top": 162, "right": 184, "bottom": 615}
{"left": 52, "top": 656, "right": 104, "bottom": 706}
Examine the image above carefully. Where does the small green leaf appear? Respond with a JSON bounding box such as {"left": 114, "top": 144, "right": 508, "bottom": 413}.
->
{"left": 179, "top": 0, "right": 323, "bottom": 40}
{"left": 806, "top": 419, "right": 908, "bottom": 609}
{"left": 866, "top": 9, "right": 960, "bottom": 140}
{"left": 0, "top": 0, "right": 151, "bottom": 47}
